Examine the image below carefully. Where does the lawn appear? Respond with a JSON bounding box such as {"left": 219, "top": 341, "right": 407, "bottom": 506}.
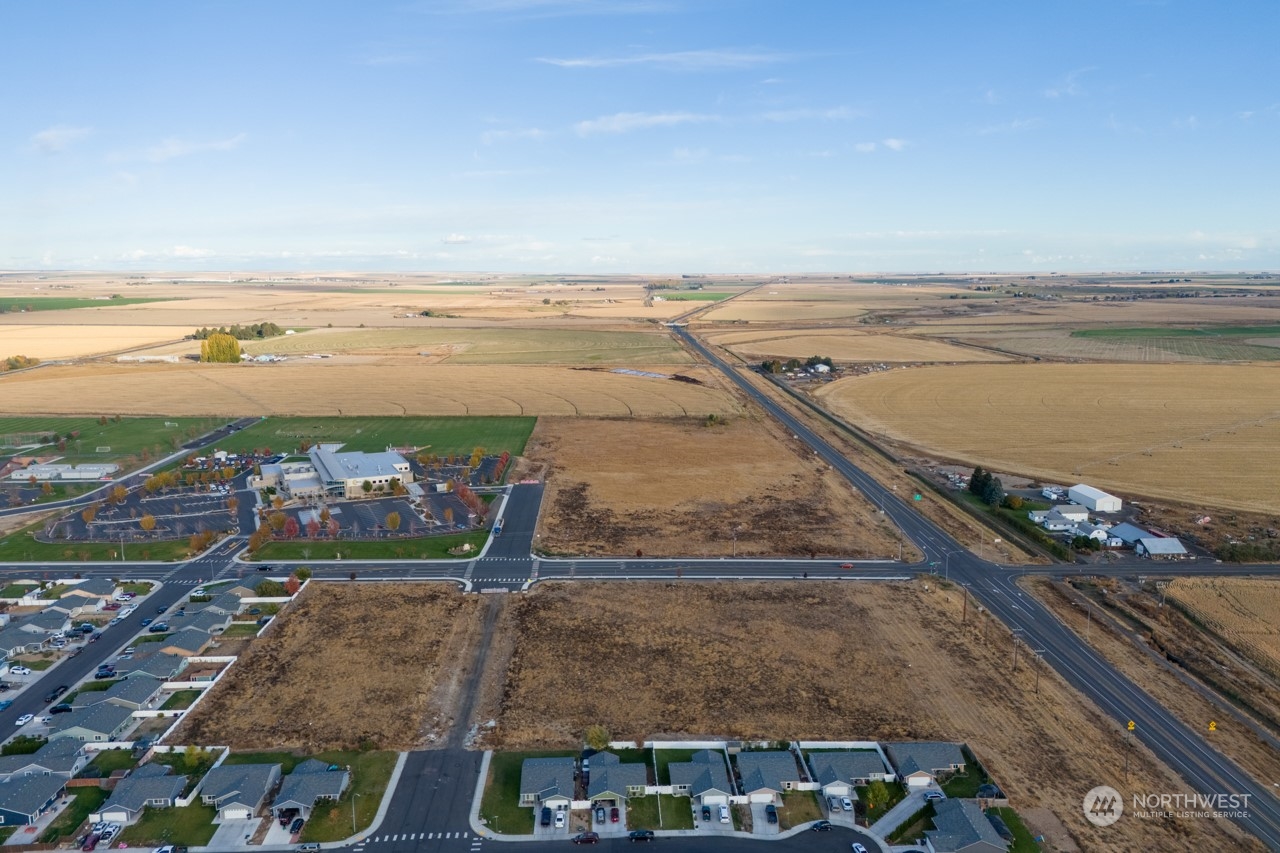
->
{"left": 479, "top": 750, "right": 578, "bottom": 835}
{"left": 221, "top": 750, "right": 308, "bottom": 773}
{"left": 65, "top": 679, "right": 118, "bottom": 703}
{"left": 0, "top": 583, "right": 35, "bottom": 598}
{"left": 777, "top": 790, "right": 822, "bottom": 829}
{"left": 298, "top": 751, "right": 399, "bottom": 842}
{"left": 229, "top": 416, "right": 537, "bottom": 456}
{"left": 856, "top": 779, "right": 907, "bottom": 816}
{"left": 1, "top": 736, "right": 46, "bottom": 756}
{"left": 992, "top": 806, "right": 1041, "bottom": 852}
{"left": 14, "top": 654, "right": 56, "bottom": 671}
{"left": 0, "top": 416, "right": 218, "bottom": 469}
{"left": 86, "top": 748, "right": 138, "bottom": 775}
{"left": 0, "top": 520, "right": 194, "bottom": 562}
{"left": 887, "top": 802, "right": 935, "bottom": 844}
{"left": 118, "top": 802, "right": 218, "bottom": 846}
{"left": 253, "top": 530, "right": 489, "bottom": 561}
{"left": 624, "top": 795, "right": 692, "bottom": 831}
{"left": 160, "top": 690, "right": 203, "bottom": 710}
{"left": 39, "top": 787, "right": 107, "bottom": 843}
{"left": 0, "top": 296, "right": 172, "bottom": 312}
{"left": 221, "top": 622, "right": 260, "bottom": 637}
{"left": 941, "top": 761, "right": 989, "bottom": 798}
{"left": 653, "top": 748, "right": 700, "bottom": 785}
{"left": 122, "top": 581, "right": 155, "bottom": 595}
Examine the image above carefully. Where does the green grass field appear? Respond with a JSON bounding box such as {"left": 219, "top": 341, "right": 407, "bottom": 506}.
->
{"left": 253, "top": 530, "right": 489, "bottom": 561}
{"left": 118, "top": 802, "right": 218, "bottom": 846}
{"left": 228, "top": 416, "right": 535, "bottom": 455}
{"left": 242, "top": 327, "right": 690, "bottom": 364}
{"left": 660, "top": 292, "right": 732, "bottom": 301}
{"left": 480, "top": 750, "right": 578, "bottom": 835}
{"left": 0, "top": 416, "right": 220, "bottom": 465}
{"left": 39, "top": 787, "right": 107, "bottom": 843}
{"left": 0, "top": 520, "right": 196, "bottom": 562}
{"left": 0, "top": 296, "right": 173, "bottom": 313}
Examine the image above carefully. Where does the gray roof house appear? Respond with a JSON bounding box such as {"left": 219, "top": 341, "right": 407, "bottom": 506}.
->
{"left": 96, "top": 764, "right": 186, "bottom": 823}
{"left": 734, "top": 751, "right": 799, "bottom": 802}
{"left": 17, "top": 609, "right": 71, "bottom": 636}
{"left": 70, "top": 676, "right": 162, "bottom": 711}
{"left": 885, "top": 743, "right": 966, "bottom": 786}
{"left": 0, "top": 624, "right": 43, "bottom": 656}
{"left": 1108, "top": 522, "right": 1150, "bottom": 546}
{"left": 809, "top": 751, "right": 894, "bottom": 796}
{"left": 273, "top": 759, "right": 349, "bottom": 819}
{"left": 0, "top": 737, "right": 87, "bottom": 782}
{"left": 226, "top": 577, "right": 272, "bottom": 598}
{"left": 0, "top": 773, "right": 67, "bottom": 825}
{"left": 200, "top": 763, "right": 282, "bottom": 820}
{"left": 586, "top": 752, "right": 648, "bottom": 802}
{"left": 122, "top": 651, "right": 188, "bottom": 681}
{"left": 185, "top": 610, "right": 232, "bottom": 635}
{"left": 518, "top": 757, "right": 575, "bottom": 808}
{"left": 204, "top": 592, "right": 244, "bottom": 617}
{"left": 160, "top": 627, "right": 213, "bottom": 657}
{"left": 926, "top": 798, "right": 1009, "bottom": 853}
{"left": 48, "top": 701, "right": 135, "bottom": 744}
{"left": 668, "top": 750, "right": 733, "bottom": 805}
{"left": 63, "top": 579, "right": 118, "bottom": 600}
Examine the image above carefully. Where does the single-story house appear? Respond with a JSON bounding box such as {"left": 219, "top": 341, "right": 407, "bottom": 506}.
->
{"left": 70, "top": 676, "right": 162, "bottom": 712}
{"left": 1136, "top": 537, "right": 1188, "bottom": 559}
{"left": 586, "top": 752, "right": 647, "bottom": 803}
{"left": 121, "top": 651, "right": 188, "bottom": 681}
{"left": 273, "top": 759, "right": 349, "bottom": 820}
{"left": 734, "top": 751, "right": 800, "bottom": 803}
{"left": 885, "top": 743, "right": 966, "bottom": 787}
{"left": 160, "top": 628, "right": 213, "bottom": 657}
{"left": 48, "top": 700, "right": 135, "bottom": 744}
{"left": 0, "top": 738, "right": 87, "bottom": 782}
{"left": 518, "top": 757, "right": 575, "bottom": 809}
{"left": 1050, "top": 505, "right": 1089, "bottom": 523}
{"left": 0, "top": 773, "right": 67, "bottom": 825}
{"left": 204, "top": 592, "right": 244, "bottom": 617}
{"left": 62, "top": 579, "right": 118, "bottom": 602}
{"left": 668, "top": 750, "right": 733, "bottom": 805}
{"left": 1108, "top": 522, "right": 1150, "bottom": 546}
{"left": 225, "top": 577, "right": 272, "bottom": 599}
{"left": 809, "top": 750, "right": 894, "bottom": 797}
{"left": 0, "top": 624, "right": 43, "bottom": 657}
{"left": 95, "top": 764, "right": 186, "bottom": 824}
{"left": 16, "top": 609, "right": 71, "bottom": 636}
{"left": 185, "top": 610, "right": 232, "bottom": 635}
{"left": 1040, "top": 510, "right": 1078, "bottom": 532}
{"left": 201, "top": 763, "right": 282, "bottom": 821}
{"left": 925, "top": 798, "right": 1009, "bottom": 853}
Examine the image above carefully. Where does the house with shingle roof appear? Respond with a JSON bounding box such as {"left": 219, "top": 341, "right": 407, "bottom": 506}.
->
{"left": 926, "top": 798, "right": 1009, "bottom": 853}
{"left": 17, "top": 609, "right": 71, "bottom": 636}
{"left": 48, "top": 701, "right": 135, "bottom": 744}
{"left": 95, "top": 763, "right": 186, "bottom": 824}
{"left": 0, "top": 738, "right": 87, "bottom": 782}
{"left": 185, "top": 609, "right": 232, "bottom": 635}
{"left": 734, "top": 751, "right": 799, "bottom": 803}
{"left": 71, "top": 676, "right": 162, "bottom": 712}
{"left": 0, "top": 773, "right": 67, "bottom": 825}
{"left": 273, "top": 759, "right": 349, "bottom": 820}
{"left": 0, "top": 624, "right": 43, "bottom": 657}
{"left": 204, "top": 592, "right": 244, "bottom": 617}
{"left": 668, "top": 750, "right": 733, "bottom": 805}
{"left": 121, "top": 651, "right": 188, "bottom": 681}
{"left": 808, "top": 750, "right": 894, "bottom": 797}
{"left": 586, "top": 752, "right": 647, "bottom": 803}
{"left": 885, "top": 742, "right": 966, "bottom": 787}
{"left": 518, "top": 757, "right": 575, "bottom": 808}
{"left": 201, "top": 763, "right": 282, "bottom": 820}
{"left": 160, "top": 627, "right": 213, "bottom": 657}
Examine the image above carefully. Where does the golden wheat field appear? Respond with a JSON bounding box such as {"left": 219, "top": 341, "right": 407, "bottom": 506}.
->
{"left": 0, "top": 362, "right": 742, "bottom": 417}
{"left": 703, "top": 328, "right": 1007, "bottom": 362}
{"left": 1166, "top": 579, "right": 1280, "bottom": 677}
{"left": 814, "top": 363, "right": 1280, "bottom": 512}
{"left": 0, "top": 323, "right": 192, "bottom": 359}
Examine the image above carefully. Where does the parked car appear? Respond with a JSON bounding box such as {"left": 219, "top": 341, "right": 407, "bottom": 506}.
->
{"left": 89, "top": 633, "right": 100, "bottom": 643}
{"left": 80, "top": 624, "right": 95, "bottom": 634}
{"left": 103, "top": 603, "right": 121, "bottom": 611}
{"left": 0, "top": 700, "right": 13, "bottom": 711}
{"left": 108, "top": 617, "right": 123, "bottom": 626}
{"left": 148, "top": 622, "right": 168, "bottom": 633}
{"left": 851, "top": 844, "right": 868, "bottom": 853}
{"left": 610, "top": 806, "right": 619, "bottom": 823}
{"left": 43, "top": 685, "right": 68, "bottom": 703}
{"left": 765, "top": 804, "right": 778, "bottom": 824}
{"left": 541, "top": 807, "right": 552, "bottom": 827}
{"left": 701, "top": 805, "right": 711, "bottom": 821}
{"left": 554, "top": 809, "right": 566, "bottom": 828}
{"left": 14, "top": 714, "right": 32, "bottom": 726}
{"left": 50, "top": 703, "right": 73, "bottom": 714}
{"left": 156, "top": 606, "right": 167, "bottom": 614}
{"left": 277, "top": 809, "right": 299, "bottom": 827}
{"left": 718, "top": 805, "right": 730, "bottom": 824}
{"left": 289, "top": 818, "right": 305, "bottom": 835}
{"left": 8, "top": 666, "right": 31, "bottom": 676}
{"left": 0, "top": 683, "right": 8, "bottom": 691}
{"left": 81, "top": 832, "right": 101, "bottom": 851}
{"left": 297, "top": 845, "right": 321, "bottom": 853}
{"left": 810, "top": 821, "right": 833, "bottom": 832}
{"left": 571, "top": 833, "right": 600, "bottom": 845}
{"left": 37, "top": 715, "right": 52, "bottom": 726}
{"left": 594, "top": 806, "right": 606, "bottom": 824}
{"left": 152, "top": 846, "right": 174, "bottom": 853}
{"left": 627, "top": 829, "right": 654, "bottom": 842}
{"left": 924, "top": 791, "right": 946, "bottom": 802}
{"left": 140, "top": 618, "right": 154, "bottom": 627}
{"left": 841, "top": 797, "right": 854, "bottom": 812}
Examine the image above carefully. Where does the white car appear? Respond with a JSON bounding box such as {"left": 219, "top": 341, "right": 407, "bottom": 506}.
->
{"left": 841, "top": 797, "right": 854, "bottom": 812}
{"left": 8, "top": 666, "right": 31, "bottom": 676}
{"left": 554, "top": 810, "right": 566, "bottom": 828}
{"left": 14, "top": 714, "right": 33, "bottom": 726}
{"left": 121, "top": 606, "right": 136, "bottom": 616}
{"left": 109, "top": 617, "right": 123, "bottom": 626}
{"left": 718, "top": 805, "right": 730, "bottom": 824}
{"left": 851, "top": 844, "right": 868, "bottom": 853}
{"left": 924, "top": 791, "right": 946, "bottom": 802}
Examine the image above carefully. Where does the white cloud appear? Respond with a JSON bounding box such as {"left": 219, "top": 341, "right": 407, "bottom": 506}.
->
{"left": 146, "top": 132, "right": 247, "bottom": 162}
{"left": 480, "top": 127, "right": 549, "bottom": 144}
{"left": 758, "top": 106, "right": 858, "bottom": 122}
{"left": 574, "top": 111, "right": 717, "bottom": 135}
{"left": 854, "top": 142, "right": 877, "bottom": 153}
{"left": 881, "top": 138, "right": 908, "bottom": 151}
{"left": 538, "top": 49, "right": 789, "bottom": 71}
{"left": 671, "top": 147, "right": 709, "bottom": 162}
{"left": 120, "top": 245, "right": 214, "bottom": 261}
{"left": 977, "top": 117, "right": 1044, "bottom": 135}
{"left": 1043, "top": 66, "right": 1097, "bottom": 99}
{"left": 31, "top": 125, "right": 92, "bottom": 154}
{"left": 442, "top": 233, "right": 472, "bottom": 244}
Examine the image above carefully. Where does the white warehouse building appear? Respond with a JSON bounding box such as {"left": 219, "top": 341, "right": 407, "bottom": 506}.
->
{"left": 1068, "top": 483, "right": 1122, "bottom": 513}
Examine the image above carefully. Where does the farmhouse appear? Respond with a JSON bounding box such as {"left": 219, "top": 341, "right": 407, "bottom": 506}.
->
{"left": 926, "top": 798, "right": 1009, "bottom": 853}
{"left": 0, "top": 773, "right": 66, "bottom": 826}
{"left": 808, "top": 751, "right": 894, "bottom": 798}
{"left": 1068, "top": 483, "right": 1122, "bottom": 513}
{"left": 518, "top": 757, "right": 575, "bottom": 808}
{"left": 200, "top": 763, "right": 282, "bottom": 820}
{"left": 1136, "top": 537, "right": 1189, "bottom": 559}
{"left": 884, "top": 742, "right": 966, "bottom": 788}
{"left": 586, "top": 752, "right": 647, "bottom": 803}
{"left": 1049, "top": 505, "right": 1089, "bottom": 524}
{"left": 734, "top": 751, "right": 799, "bottom": 802}
{"left": 668, "top": 750, "right": 733, "bottom": 805}
{"left": 273, "top": 759, "right": 349, "bottom": 820}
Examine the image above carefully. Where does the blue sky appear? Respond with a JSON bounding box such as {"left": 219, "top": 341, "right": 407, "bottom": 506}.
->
{"left": 3, "top": 0, "right": 1277, "bottom": 273}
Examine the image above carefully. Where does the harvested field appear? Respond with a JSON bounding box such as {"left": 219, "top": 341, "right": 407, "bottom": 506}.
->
{"left": 172, "top": 583, "right": 482, "bottom": 750}
{"left": 0, "top": 362, "right": 741, "bottom": 418}
{"left": 703, "top": 328, "right": 1006, "bottom": 362}
{"left": 1166, "top": 578, "right": 1280, "bottom": 677}
{"left": 815, "top": 363, "right": 1280, "bottom": 513}
{"left": 0, "top": 323, "right": 191, "bottom": 359}
{"left": 525, "top": 415, "right": 912, "bottom": 558}
{"left": 481, "top": 581, "right": 1256, "bottom": 852}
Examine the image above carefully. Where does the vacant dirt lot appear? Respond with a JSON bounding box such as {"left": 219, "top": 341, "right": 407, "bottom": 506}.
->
{"left": 174, "top": 583, "right": 482, "bottom": 750}
{"left": 815, "top": 362, "right": 1280, "bottom": 513}
{"left": 525, "top": 415, "right": 912, "bottom": 558}
{"left": 480, "top": 581, "right": 1255, "bottom": 852}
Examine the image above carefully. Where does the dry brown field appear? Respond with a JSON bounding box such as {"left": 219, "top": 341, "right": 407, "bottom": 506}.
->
{"left": 0, "top": 323, "right": 191, "bottom": 359}
{"left": 814, "top": 363, "right": 1280, "bottom": 513}
{"left": 525, "top": 415, "right": 912, "bottom": 558}
{"left": 480, "top": 580, "right": 1255, "bottom": 852}
{"left": 1166, "top": 578, "right": 1280, "bottom": 677}
{"left": 0, "top": 362, "right": 742, "bottom": 417}
{"left": 173, "top": 583, "right": 483, "bottom": 750}
{"left": 703, "top": 327, "right": 1007, "bottom": 362}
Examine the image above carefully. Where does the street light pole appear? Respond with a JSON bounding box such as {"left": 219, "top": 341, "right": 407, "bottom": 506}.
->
{"left": 351, "top": 791, "right": 362, "bottom": 834}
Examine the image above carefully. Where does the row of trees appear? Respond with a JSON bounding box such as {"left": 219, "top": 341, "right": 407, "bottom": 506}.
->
{"left": 1, "top": 355, "right": 39, "bottom": 371}
{"left": 968, "top": 466, "right": 1005, "bottom": 506}
{"left": 199, "top": 333, "right": 242, "bottom": 363}
{"left": 452, "top": 480, "right": 487, "bottom": 519}
{"left": 760, "top": 354, "right": 834, "bottom": 374}
{"left": 189, "top": 323, "right": 283, "bottom": 341}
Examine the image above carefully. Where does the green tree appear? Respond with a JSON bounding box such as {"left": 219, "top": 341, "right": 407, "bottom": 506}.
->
{"left": 361, "top": 480, "right": 373, "bottom": 494}
{"left": 200, "top": 332, "right": 242, "bottom": 363}
{"left": 968, "top": 466, "right": 990, "bottom": 497}
{"left": 295, "top": 567, "right": 312, "bottom": 581}
{"left": 981, "top": 476, "right": 1005, "bottom": 507}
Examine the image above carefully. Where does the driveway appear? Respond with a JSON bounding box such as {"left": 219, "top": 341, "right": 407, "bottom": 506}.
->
{"left": 207, "top": 816, "right": 263, "bottom": 849}
{"left": 749, "top": 803, "right": 780, "bottom": 836}
{"left": 262, "top": 818, "right": 296, "bottom": 846}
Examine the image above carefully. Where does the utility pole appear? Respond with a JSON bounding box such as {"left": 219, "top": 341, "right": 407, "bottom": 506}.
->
{"left": 961, "top": 585, "right": 969, "bottom": 625}
{"left": 1033, "top": 650, "right": 1045, "bottom": 695}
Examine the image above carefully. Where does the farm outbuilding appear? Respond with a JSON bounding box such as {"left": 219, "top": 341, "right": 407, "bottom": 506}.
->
{"left": 1068, "top": 483, "right": 1122, "bottom": 513}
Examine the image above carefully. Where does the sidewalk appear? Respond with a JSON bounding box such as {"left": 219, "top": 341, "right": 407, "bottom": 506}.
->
{"left": 869, "top": 789, "right": 926, "bottom": 838}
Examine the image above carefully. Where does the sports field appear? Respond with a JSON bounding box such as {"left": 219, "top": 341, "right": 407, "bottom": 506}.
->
{"left": 230, "top": 416, "right": 536, "bottom": 455}
{"left": 815, "top": 363, "right": 1280, "bottom": 512}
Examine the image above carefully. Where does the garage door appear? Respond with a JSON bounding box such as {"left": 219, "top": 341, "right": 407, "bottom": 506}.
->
{"left": 748, "top": 793, "right": 774, "bottom": 804}
{"left": 223, "top": 808, "right": 252, "bottom": 820}
{"left": 701, "top": 794, "right": 728, "bottom": 805}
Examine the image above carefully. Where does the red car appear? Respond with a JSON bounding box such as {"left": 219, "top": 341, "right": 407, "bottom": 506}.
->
{"left": 840, "top": 563, "right": 854, "bottom": 570}
{"left": 610, "top": 807, "right": 619, "bottom": 823}
{"left": 103, "top": 603, "right": 121, "bottom": 611}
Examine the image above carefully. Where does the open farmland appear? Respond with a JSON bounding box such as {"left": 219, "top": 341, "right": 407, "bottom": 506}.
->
{"left": 1166, "top": 578, "right": 1280, "bottom": 677}
{"left": 478, "top": 581, "right": 1254, "bottom": 852}
{"left": 230, "top": 416, "right": 535, "bottom": 455}
{"left": 0, "top": 323, "right": 192, "bottom": 359}
{"left": 0, "top": 363, "right": 742, "bottom": 418}
{"left": 524, "top": 415, "right": 912, "bottom": 558}
{"left": 703, "top": 328, "right": 1006, "bottom": 362}
{"left": 173, "top": 583, "right": 483, "bottom": 750}
{"left": 815, "top": 363, "right": 1280, "bottom": 513}
{"left": 242, "top": 327, "right": 691, "bottom": 364}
